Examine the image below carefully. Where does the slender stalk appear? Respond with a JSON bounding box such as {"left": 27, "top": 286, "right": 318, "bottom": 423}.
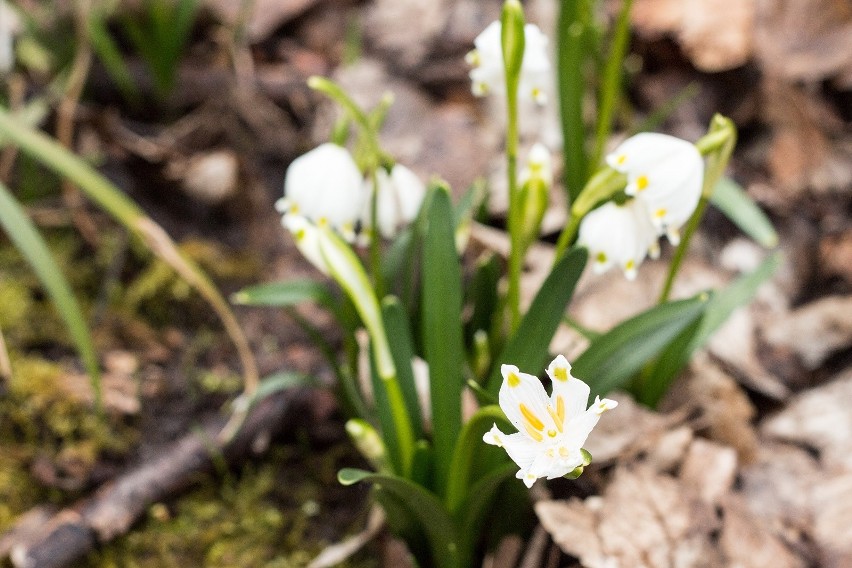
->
{"left": 657, "top": 196, "right": 709, "bottom": 302}
{"left": 558, "top": 0, "right": 591, "bottom": 203}
{"left": 369, "top": 169, "right": 385, "bottom": 298}
{"left": 505, "top": 88, "right": 522, "bottom": 330}
{"left": 553, "top": 212, "right": 581, "bottom": 261}
{"left": 590, "top": 0, "right": 634, "bottom": 174}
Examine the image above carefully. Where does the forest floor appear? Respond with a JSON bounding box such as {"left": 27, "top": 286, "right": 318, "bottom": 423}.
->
{"left": 1, "top": 0, "right": 851, "bottom": 567}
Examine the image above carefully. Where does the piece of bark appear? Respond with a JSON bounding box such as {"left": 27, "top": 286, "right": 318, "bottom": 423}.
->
{"left": 2, "top": 387, "right": 318, "bottom": 568}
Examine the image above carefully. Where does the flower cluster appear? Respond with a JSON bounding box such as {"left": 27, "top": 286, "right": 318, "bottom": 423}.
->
{"left": 484, "top": 356, "right": 617, "bottom": 487}
{"left": 275, "top": 143, "right": 426, "bottom": 265}
{"left": 579, "top": 133, "right": 704, "bottom": 279}
{"left": 466, "top": 20, "right": 550, "bottom": 105}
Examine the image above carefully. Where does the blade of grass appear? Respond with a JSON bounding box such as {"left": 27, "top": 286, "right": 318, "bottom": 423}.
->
{"left": 0, "top": 107, "right": 259, "bottom": 394}
{"left": 0, "top": 181, "right": 101, "bottom": 407}
{"left": 710, "top": 177, "right": 778, "bottom": 248}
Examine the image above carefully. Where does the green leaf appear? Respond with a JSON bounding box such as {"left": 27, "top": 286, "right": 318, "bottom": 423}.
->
{"left": 0, "top": 182, "right": 101, "bottom": 406}
{"left": 382, "top": 296, "right": 424, "bottom": 439}
{"left": 337, "top": 469, "right": 461, "bottom": 568}
{"left": 465, "top": 253, "right": 501, "bottom": 350}
{"left": 456, "top": 462, "right": 517, "bottom": 566}
{"left": 87, "top": 12, "right": 139, "bottom": 104}
{"left": 421, "top": 188, "right": 465, "bottom": 496}
{"left": 487, "top": 247, "right": 588, "bottom": 396}
{"left": 639, "top": 253, "right": 780, "bottom": 406}
{"left": 445, "top": 405, "right": 511, "bottom": 515}
{"left": 573, "top": 295, "right": 709, "bottom": 398}
{"left": 231, "top": 371, "right": 315, "bottom": 414}
{"left": 710, "top": 177, "right": 778, "bottom": 248}
{"left": 231, "top": 279, "right": 339, "bottom": 315}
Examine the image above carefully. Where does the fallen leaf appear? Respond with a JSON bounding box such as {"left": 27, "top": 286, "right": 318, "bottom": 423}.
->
{"left": 763, "top": 296, "right": 852, "bottom": 370}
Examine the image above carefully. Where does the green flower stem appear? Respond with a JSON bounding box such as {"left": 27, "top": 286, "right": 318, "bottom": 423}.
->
{"left": 658, "top": 115, "right": 737, "bottom": 303}
{"left": 368, "top": 170, "right": 385, "bottom": 297}
{"left": 591, "top": 0, "right": 634, "bottom": 174}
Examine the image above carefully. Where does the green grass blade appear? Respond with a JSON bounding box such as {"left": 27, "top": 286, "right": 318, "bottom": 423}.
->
{"left": 465, "top": 253, "right": 501, "bottom": 349}
{"left": 590, "top": 0, "right": 634, "bottom": 173}
{"left": 0, "top": 182, "right": 101, "bottom": 406}
{"left": 639, "top": 253, "right": 780, "bottom": 406}
{"left": 421, "top": 188, "right": 465, "bottom": 497}
{"left": 87, "top": 12, "right": 140, "bottom": 104}
{"left": 0, "top": 106, "right": 259, "bottom": 393}
{"left": 232, "top": 279, "right": 340, "bottom": 316}
{"left": 486, "top": 247, "right": 588, "bottom": 396}
{"left": 382, "top": 296, "right": 424, "bottom": 439}
{"left": 710, "top": 177, "right": 778, "bottom": 248}
{"left": 338, "top": 468, "right": 460, "bottom": 568}
{"left": 558, "top": 0, "right": 593, "bottom": 201}
{"left": 573, "top": 294, "right": 709, "bottom": 398}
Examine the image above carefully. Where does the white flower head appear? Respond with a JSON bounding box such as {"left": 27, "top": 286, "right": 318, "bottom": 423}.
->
{"left": 360, "top": 163, "right": 426, "bottom": 240}
{"left": 606, "top": 133, "right": 704, "bottom": 245}
{"left": 518, "top": 142, "right": 552, "bottom": 187}
{"left": 483, "top": 356, "right": 617, "bottom": 488}
{"left": 276, "top": 143, "right": 366, "bottom": 242}
{"left": 466, "top": 21, "right": 551, "bottom": 105}
{"left": 578, "top": 200, "right": 658, "bottom": 280}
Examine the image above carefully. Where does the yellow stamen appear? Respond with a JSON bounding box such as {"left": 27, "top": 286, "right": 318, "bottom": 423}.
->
{"left": 519, "top": 403, "right": 544, "bottom": 431}
{"left": 556, "top": 395, "right": 565, "bottom": 423}
{"left": 636, "top": 175, "right": 649, "bottom": 191}
{"left": 507, "top": 371, "right": 521, "bottom": 388}
{"left": 523, "top": 423, "right": 543, "bottom": 442}
{"left": 546, "top": 405, "right": 563, "bottom": 433}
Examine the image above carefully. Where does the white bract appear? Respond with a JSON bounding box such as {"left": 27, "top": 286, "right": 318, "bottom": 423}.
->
{"left": 606, "top": 133, "right": 704, "bottom": 245}
{"left": 361, "top": 163, "right": 426, "bottom": 240}
{"left": 466, "top": 21, "right": 550, "bottom": 105}
{"left": 276, "top": 143, "right": 365, "bottom": 241}
{"left": 483, "top": 356, "right": 617, "bottom": 488}
{"left": 578, "top": 200, "right": 659, "bottom": 280}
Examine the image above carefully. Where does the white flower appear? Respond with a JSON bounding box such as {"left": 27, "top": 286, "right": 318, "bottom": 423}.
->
{"left": 466, "top": 21, "right": 550, "bottom": 105}
{"left": 518, "top": 142, "right": 552, "bottom": 187}
{"left": 281, "top": 214, "right": 330, "bottom": 275}
{"left": 0, "top": 1, "right": 21, "bottom": 74}
{"left": 483, "top": 356, "right": 617, "bottom": 488}
{"left": 360, "top": 164, "right": 426, "bottom": 240}
{"left": 276, "top": 143, "right": 366, "bottom": 241}
{"left": 606, "top": 133, "right": 704, "bottom": 245}
{"left": 578, "top": 200, "right": 659, "bottom": 280}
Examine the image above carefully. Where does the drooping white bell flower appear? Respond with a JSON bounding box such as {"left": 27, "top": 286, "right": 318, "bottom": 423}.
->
{"left": 606, "top": 133, "right": 704, "bottom": 245}
{"left": 578, "top": 199, "right": 659, "bottom": 280}
{"left": 276, "top": 143, "right": 366, "bottom": 242}
{"left": 466, "top": 21, "right": 551, "bottom": 105}
{"left": 0, "top": 1, "right": 21, "bottom": 74}
{"left": 483, "top": 356, "right": 617, "bottom": 488}
{"left": 360, "top": 163, "right": 426, "bottom": 240}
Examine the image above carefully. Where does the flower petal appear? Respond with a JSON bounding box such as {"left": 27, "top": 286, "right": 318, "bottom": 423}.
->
{"left": 499, "top": 364, "right": 554, "bottom": 442}
{"left": 546, "top": 355, "right": 590, "bottom": 423}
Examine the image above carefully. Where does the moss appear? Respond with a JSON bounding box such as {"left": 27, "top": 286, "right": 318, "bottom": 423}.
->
{"left": 87, "top": 448, "right": 378, "bottom": 568}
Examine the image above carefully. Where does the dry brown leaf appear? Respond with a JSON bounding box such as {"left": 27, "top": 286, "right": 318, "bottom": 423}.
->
{"left": 632, "top": 0, "right": 755, "bottom": 71}
{"left": 204, "top": 0, "right": 322, "bottom": 43}
{"left": 754, "top": 0, "right": 852, "bottom": 83}
{"left": 583, "top": 392, "right": 670, "bottom": 464}
{"left": 763, "top": 296, "right": 852, "bottom": 370}
{"left": 762, "top": 369, "right": 852, "bottom": 470}
{"left": 720, "top": 495, "right": 805, "bottom": 568}
{"left": 679, "top": 439, "right": 738, "bottom": 505}
{"left": 536, "top": 467, "right": 720, "bottom": 568}
{"left": 811, "top": 472, "right": 852, "bottom": 567}
{"left": 819, "top": 229, "right": 852, "bottom": 285}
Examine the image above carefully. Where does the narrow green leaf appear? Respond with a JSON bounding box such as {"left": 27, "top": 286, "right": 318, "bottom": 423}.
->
{"left": 639, "top": 253, "right": 780, "bottom": 406}
{"left": 710, "top": 177, "right": 778, "bottom": 248}
{"left": 465, "top": 253, "right": 500, "bottom": 347}
{"left": 445, "top": 405, "right": 511, "bottom": 515}
{"left": 573, "top": 295, "right": 709, "bottom": 398}
{"left": 0, "top": 182, "right": 101, "bottom": 405}
{"left": 382, "top": 296, "right": 424, "bottom": 439}
{"left": 232, "top": 279, "right": 337, "bottom": 314}
{"left": 87, "top": 13, "right": 139, "bottom": 103}
{"left": 421, "top": 188, "right": 465, "bottom": 496}
{"left": 456, "top": 462, "right": 517, "bottom": 566}
{"left": 487, "top": 247, "right": 588, "bottom": 396}
{"left": 231, "top": 371, "right": 314, "bottom": 414}
{"left": 337, "top": 469, "right": 461, "bottom": 568}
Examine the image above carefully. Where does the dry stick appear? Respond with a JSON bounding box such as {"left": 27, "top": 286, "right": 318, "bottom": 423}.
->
{"left": 2, "top": 387, "right": 316, "bottom": 568}
{"left": 56, "top": 0, "right": 100, "bottom": 246}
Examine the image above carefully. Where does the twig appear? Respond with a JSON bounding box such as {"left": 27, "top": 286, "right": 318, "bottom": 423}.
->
{"left": 1, "top": 386, "right": 319, "bottom": 568}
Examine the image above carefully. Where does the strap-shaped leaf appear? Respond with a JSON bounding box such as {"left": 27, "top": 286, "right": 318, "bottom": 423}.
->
{"left": 639, "top": 253, "right": 780, "bottom": 406}
{"left": 338, "top": 468, "right": 461, "bottom": 568}
{"left": 382, "top": 296, "right": 424, "bottom": 439}
{"left": 0, "top": 182, "right": 101, "bottom": 406}
{"left": 711, "top": 177, "right": 778, "bottom": 248}
{"left": 487, "top": 247, "right": 588, "bottom": 396}
{"left": 232, "top": 279, "right": 335, "bottom": 310}
{"left": 456, "top": 462, "right": 518, "bottom": 566}
{"left": 421, "top": 188, "right": 465, "bottom": 496}
{"left": 573, "top": 295, "right": 709, "bottom": 398}
{"left": 465, "top": 253, "right": 501, "bottom": 350}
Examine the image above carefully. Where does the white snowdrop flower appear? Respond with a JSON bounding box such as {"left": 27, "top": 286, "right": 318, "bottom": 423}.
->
{"left": 606, "top": 133, "right": 704, "bottom": 245}
{"left": 483, "top": 355, "right": 617, "bottom": 488}
{"left": 276, "top": 143, "right": 366, "bottom": 242}
{"left": 466, "top": 21, "right": 551, "bottom": 105}
{"left": 0, "top": 1, "right": 21, "bottom": 74}
{"left": 578, "top": 200, "right": 658, "bottom": 280}
{"left": 281, "top": 214, "right": 330, "bottom": 275}
{"left": 360, "top": 163, "right": 426, "bottom": 240}
{"left": 518, "top": 142, "right": 552, "bottom": 187}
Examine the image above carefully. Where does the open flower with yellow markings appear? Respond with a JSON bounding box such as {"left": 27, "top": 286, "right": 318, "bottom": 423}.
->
{"left": 606, "top": 132, "right": 704, "bottom": 246}
{"left": 483, "top": 356, "right": 617, "bottom": 487}
{"left": 577, "top": 199, "right": 659, "bottom": 280}
{"left": 276, "top": 143, "right": 365, "bottom": 242}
